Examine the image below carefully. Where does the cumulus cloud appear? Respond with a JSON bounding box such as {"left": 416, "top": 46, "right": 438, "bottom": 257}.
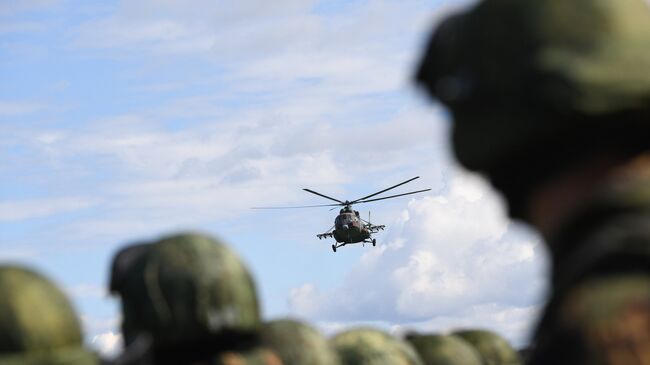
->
{"left": 289, "top": 169, "right": 548, "bottom": 346}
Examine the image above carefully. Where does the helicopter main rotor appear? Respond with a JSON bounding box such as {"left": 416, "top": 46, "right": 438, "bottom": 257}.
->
{"left": 252, "top": 176, "right": 431, "bottom": 210}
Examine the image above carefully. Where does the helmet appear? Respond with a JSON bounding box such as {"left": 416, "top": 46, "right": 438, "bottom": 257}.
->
{"left": 331, "top": 328, "right": 423, "bottom": 365}
{"left": 416, "top": 0, "right": 650, "bottom": 216}
{"left": 214, "top": 348, "right": 284, "bottom": 365}
{"left": 0, "top": 265, "right": 97, "bottom": 365}
{"left": 109, "top": 232, "right": 261, "bottom": 347}
{"left": 453, "top": 330, "right": 521, "bottom": 365}
{"left": 261, "top": 319, "right": 340, "bottom": 365}
{"left": 404, "top": 333, "right": 483, "bottom": 365}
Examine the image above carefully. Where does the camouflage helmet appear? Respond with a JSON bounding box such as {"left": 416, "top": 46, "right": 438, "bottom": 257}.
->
{"left": 404, "top": 333, "right": 483, "bottom": 365}
{"left": 261, "top": 319, "right": 340, "bottom": 365}
{"left": 0, "top": 265, "right": 98, "bottom": 365}
{"left": 453, "top": 330, "right": 521, "bottom": 365}
{"left": 416, "top": 0, "right": 650, "bottom": 216}
{"left": 109, "top": 232, "right": 261, "bottom": 347}
{"left": 213, "top": 348, "right": 284, "bottom": 365}
{"left": 331, "top": 328, "right": 423, "bottom": 365}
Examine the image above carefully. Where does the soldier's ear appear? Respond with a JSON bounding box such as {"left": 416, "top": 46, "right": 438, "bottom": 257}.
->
{"left": 109, "top": 243, "right": 151, "bottom": 294}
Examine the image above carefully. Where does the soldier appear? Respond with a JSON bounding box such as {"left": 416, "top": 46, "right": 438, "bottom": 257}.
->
{"left": 260, "top": 318, "right": 340, "bottom": 365}
{"left": 416, "top": 0, "right": 650, "bottom": 363}
{"left": 404, "top": 333, "right": 483, "bottom": 365}
{"left": 0, "top": 265, "right": 99, "bottom": 365}
{"left": 452, "top": 330, "right": 521, "bottom": 365}
{"left": 108, "top": 232, "right": 282, "bottom": 365}
{"left": 330, "top": 328, "right": 423, "bottom": 365}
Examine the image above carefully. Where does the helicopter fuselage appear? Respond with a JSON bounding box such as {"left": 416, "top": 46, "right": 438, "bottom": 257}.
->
{"left": 333, "top": 211, "right": 370, "bottom": 244}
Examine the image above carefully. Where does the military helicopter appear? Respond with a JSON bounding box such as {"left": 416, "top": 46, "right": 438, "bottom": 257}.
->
{"left": 254, "top": 177, "right": 430, "bottom": 252}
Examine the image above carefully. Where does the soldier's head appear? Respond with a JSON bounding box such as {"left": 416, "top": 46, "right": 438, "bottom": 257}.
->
{"left": 452, "top": 330, "right": 521, "bottom": 365}
{"left": 0, "top": 265, "right": 98, "bottom": 365}
{"left": 109, "top": 232, "right": 262, "bottom": 354}
{"left": 404, "top": 333, "right": 483, "bottom": 365}
{"left": 261, "top": 318, "right": 340, "bottom": 365}
{"left": 331, "top": 328, "right": 423, "bottom": 365}
{"left": 416, "top": 0, "right": 650, "bottom": 219}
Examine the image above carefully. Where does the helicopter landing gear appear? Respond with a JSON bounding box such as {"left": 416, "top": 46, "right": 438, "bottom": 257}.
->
{"left": 332, "top": 244, "right": 337, "bottom": 253}
{"left": 372, "top": 239, "right": 376, "bottom": 247}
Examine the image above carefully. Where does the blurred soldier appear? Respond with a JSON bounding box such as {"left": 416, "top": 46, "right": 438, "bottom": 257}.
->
{"left": 0, "top": 265, "right": 99, "bottom": 365}
{"left": 261, "top": 318, "right": 340, "bottom": 365}
{"left": 453, "top": 330, "right": 521, "bottom": 365}
{"left": 416, "top": 0, "right": 650, "bottom": 364}
{"left": 404, "top": 333, "right": 483, "bottom": 365}
{"left": 330, "top": 328, "right": 423, "bottom": 365}
{"left": 108, "top": 232, "right": 282, "bottom": 365}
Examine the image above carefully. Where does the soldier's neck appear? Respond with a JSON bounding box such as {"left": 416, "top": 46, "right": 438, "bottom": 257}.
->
{"left": 526, "top": 153, "right": 650, "bottom": 239}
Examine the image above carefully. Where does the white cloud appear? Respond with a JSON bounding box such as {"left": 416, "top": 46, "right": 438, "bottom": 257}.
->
{"left": 82, "top": 315, "right": 122, "bottom": 357}
{"left": 19, "top": 98, "right": 446, "bottom": 243}
{"left": 288, "top": 168, "right": 548, "bottom": 346}
{"left": 91, "top": 331, "right": 123, "bottom": 358}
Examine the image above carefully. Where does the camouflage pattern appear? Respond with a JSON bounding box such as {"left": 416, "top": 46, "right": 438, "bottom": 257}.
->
{"left": 0, "top": 265, "right": 98, "bottom": 365}
{"left": 404, "top": 333, "right": 483, "bottom": 365}
{"left": 110, "top": 232, "right": 261, "bottom": 347}
{"left": 330, "top": 328, "right": 423, "bottom": 365}
{"left": 452, "top": 330, "right": 520, "bottom": 365}
{"left": 261, "top": 319, "right": 340, "bottom": 365}
{"left": 416, "top": 0, "right": 650, "bottom": 216}
{"left": 528, "top": 166, "right": 650, "bottom": 365}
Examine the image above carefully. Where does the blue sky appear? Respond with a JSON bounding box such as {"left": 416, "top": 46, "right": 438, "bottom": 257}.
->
{"left": 1, "top": 0, "right": 548, "bottom": 356}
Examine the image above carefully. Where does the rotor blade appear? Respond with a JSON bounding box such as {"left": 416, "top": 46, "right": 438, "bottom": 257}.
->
{"left": 251, "top": 203, "right": 342, "bottom": 209}
{"left": 354, "top": 188, "right": 431, "bottom": 204}
{"left": 350, "top": 176, "right": 420, "bottom": 204}
{"left": 303, "top": 188, "right": 345, "bottom": 204}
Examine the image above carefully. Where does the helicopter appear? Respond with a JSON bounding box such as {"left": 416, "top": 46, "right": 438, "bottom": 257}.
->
{"left": 253, "top": 176, "right": 430, "bottom": 252}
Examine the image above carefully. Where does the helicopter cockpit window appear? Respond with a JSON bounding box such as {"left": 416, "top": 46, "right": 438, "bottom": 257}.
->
{"left": 338, "top": 215, "right": 353, "bottom": 225}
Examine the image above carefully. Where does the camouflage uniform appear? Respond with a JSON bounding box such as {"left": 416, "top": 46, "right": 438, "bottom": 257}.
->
{"left": 108, "top": 233, "right": 282, "bottom": 365}
{"left": 404, "top": 333, "right": 483, "bottom": 365}
{"left": 0, "top": 265, "right": 99, "bottom": 365}
{"left": 330, "top": 328, "right": 423, "bottom": 365}
{"left": 416, "top": 0, "right": 650, "bottom": 364}
{"left": 527, "top": 170, "right": 650, "bottom": 364}
{"left": 452, "top": 330, "right": 520, "bottom": 365}
{"left": 260, "top": 319, "right": 340, "bottom": 365}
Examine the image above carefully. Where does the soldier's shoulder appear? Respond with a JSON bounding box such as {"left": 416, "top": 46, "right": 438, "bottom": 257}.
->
{"left": 533, "top": 274, "right": 650, "bottom": 365}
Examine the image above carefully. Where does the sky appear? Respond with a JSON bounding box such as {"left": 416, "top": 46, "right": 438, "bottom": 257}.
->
{"left": 1, "top": 0, "right": 549, "bottom": 357}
